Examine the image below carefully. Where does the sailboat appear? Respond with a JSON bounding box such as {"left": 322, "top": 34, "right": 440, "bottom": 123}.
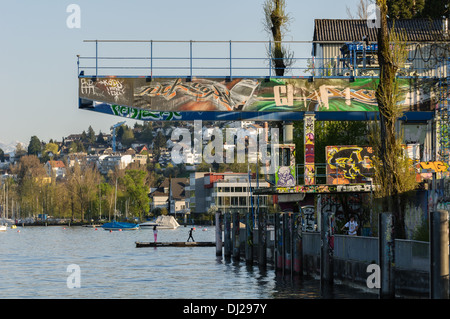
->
{"left": 101, "top": 178, "right": 139, "bottom": 231}
{"left": 1, "top": 182, "right": 7, "bottom": 231}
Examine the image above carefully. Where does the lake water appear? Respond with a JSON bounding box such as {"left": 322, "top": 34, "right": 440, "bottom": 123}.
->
{"left": 0, "top": 225, "right": 376, "bottom": 299}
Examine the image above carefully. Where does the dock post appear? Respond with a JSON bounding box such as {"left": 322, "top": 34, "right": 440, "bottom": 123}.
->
{"left": 245, "top": 211, "right": 254, "bottom": 265}
{"left": 224, "top": 212, "right": 232, "bottom": 258}
{"left": 430, "top": 210, "right": 449, "bottom": 299}
{"left": 258, "top": 208, "right": 267, "bottom": 269}
{"left": 232, "top": 211, "right": 240, "bottom": 261}
{"left": 293, "top": 212, "right": 302, "bottom": 274}
{"left": 379, "top": 212, "right": 395, "bottom": 299}
{"left": 284, "top": 213, "right": 292, "bottom": 273}
{"left": 275, "top": 213, "right": 284, "bottom": 270}
{"left": 215, "top": 211, "right": 222, "bottom": 257}
{"left": 320, "top": 211, "right": 333, "bottom": 293}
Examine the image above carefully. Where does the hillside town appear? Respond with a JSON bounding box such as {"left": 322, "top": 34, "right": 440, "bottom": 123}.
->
{"left": 0, "top": 120, "right": 272, "bottom": 225}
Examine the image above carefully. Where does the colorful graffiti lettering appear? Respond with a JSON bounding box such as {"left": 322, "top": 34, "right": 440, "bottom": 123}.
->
{"left": 276, "top": 184, "right": 375, "bottom": 194}
{"left": 135, "top": 78, "right": 234, "bottom": 111}
{"left": 326, "top": 146, "right": 374, "bottom": 184}
{"left": 79, "top": 77, "right": 439, "bottom": 113}
{"left": 419, "top": 161, "right": 449, "bottom": 172}
{"left": 111, "top": 104, "right": 182, "bottom": 121}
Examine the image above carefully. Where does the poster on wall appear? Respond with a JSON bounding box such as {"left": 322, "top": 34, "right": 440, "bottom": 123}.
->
{"left": 79, "top": 77, "right": 438, "bottom": 114}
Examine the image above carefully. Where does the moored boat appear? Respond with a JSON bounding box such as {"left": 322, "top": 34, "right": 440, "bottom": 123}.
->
{"left": 139, "top": 216, "right": 180, "bottom": 229}
{"left": 101, "top": 221, "right": 139, "bottom": 231}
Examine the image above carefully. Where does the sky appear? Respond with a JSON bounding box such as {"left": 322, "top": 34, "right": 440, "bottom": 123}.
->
{"left": 0, "top": 0, "right": 364, "bottom": 149}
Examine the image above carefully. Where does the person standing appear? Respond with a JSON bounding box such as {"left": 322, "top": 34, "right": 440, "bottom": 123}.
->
{"left": 341, "top": 215, "right": 358, "bottom": 236}
{"left": 187, "top": 228, "right": 195, "bottom": 242}
{"left": 153, "top": 225, "right": 158, "bottom": 242}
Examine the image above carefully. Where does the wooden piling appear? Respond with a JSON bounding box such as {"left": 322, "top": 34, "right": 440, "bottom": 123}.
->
{"left": 224, "top": 212, "right": 232, "bottom": 258}
{"left": 215, "top": 211, "right": 222, "bottom": 257}
{"left": 293, "top": 212, "right": 303, "bottom": 274}
{"left": 258, "top": 208, "right": 267, "bottom": 268}
{"left": 379, "top": 212, "right": 395, "bottom": 299}
{"left": 320, "top": 211, "right": 333, "bottom": 289}
{"left": 284, "top": 213, "right": 292, "bottom": 273}
{"left": 430, "top": 210, "right": 449, "bottom": 299}
{"left": 232, "top": 212, "right": 240, "bottom": 261}
{"left": 245, "top": 211, "right": 253, "bottom": 265}
{"left": 275, "top": 213, "right": 284, "bottom": 270}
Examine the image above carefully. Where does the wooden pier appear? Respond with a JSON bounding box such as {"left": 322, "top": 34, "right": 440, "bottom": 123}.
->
{"left": 135, "top": 241, "right": 216, "bottom": 248}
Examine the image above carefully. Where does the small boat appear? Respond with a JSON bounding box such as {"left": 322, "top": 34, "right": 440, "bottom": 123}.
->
{"left": 139, "top": 216, "right": 180, "bottom": 229}
{"left": 101, "top": 221, "right": 139, "bottom": 231}
{"left": 0, "top": 225, "right": 7, "bottom": 232}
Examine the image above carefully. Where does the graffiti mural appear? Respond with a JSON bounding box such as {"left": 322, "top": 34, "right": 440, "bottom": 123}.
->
{"left": 300, "top": 205, "right": 316, "bottom": 232}
{"left": 304, "top": 114, "right": 315, "bottom": 185}
{"left": 326, "top": 146, "right": 375, "bottom": 184}
{"left": 275, "top": 144, "right": 296, "bottom": 187}
{"left": 275, "top": 183, "right": 376, "bottom": 194}
{"left": 79, "top": 77, "right": 439, "bottom": 113}
{"left": 419, "top": 161, "right": 449, "bottom": 172}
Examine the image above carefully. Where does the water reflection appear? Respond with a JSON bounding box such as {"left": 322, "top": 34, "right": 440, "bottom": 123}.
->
{"left": 0, "top": 226, "right": 377, "bottom": 299}
{"left": 216, "top": 255, "right": 377, "bottom": 299}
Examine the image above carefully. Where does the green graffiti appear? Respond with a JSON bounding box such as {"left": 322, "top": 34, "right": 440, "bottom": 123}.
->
{"left": 111, "top": 104, "right": 181, "bottom": 121}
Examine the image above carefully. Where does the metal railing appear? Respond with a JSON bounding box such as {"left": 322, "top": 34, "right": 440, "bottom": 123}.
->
{"left": 304, "top": 232, "right": 431, "bottom": 272}
{"left": 77, "top": 40, "right": 446, "bottom": 78}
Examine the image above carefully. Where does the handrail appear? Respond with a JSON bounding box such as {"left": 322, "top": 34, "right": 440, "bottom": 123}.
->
{"left": 77, "top": 40, "right": 448, "bottom": 78}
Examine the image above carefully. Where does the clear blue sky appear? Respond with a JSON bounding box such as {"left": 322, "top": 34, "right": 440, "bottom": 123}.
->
{"left": 0, "top": 0, "right": 363, "bottom": 147}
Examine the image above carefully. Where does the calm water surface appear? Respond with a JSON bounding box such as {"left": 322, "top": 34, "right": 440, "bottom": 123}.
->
{"left": 0, "top": 226, "right": 376, "bottom": 299}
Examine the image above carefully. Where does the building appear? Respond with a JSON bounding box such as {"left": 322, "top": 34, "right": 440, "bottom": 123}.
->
{"left": 44, "top": 160, "right": 66, "bottom": 179}
{"left": 312, "top": 18, "right": 448, "bottom": 77}
{"left": 149, "top": 177, "right": 188, "bottom": 215}
{"left": 186, "top": 171, "right": 271, "bottom": 216}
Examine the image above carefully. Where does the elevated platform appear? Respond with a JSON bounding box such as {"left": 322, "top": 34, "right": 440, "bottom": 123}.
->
{"left": 77, "top": 40, "right": 445, "bottom": 122}
{"left": 254, "top": 183, "right": 377, "bottom": 195}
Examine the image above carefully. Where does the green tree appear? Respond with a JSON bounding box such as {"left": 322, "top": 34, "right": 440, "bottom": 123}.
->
{"left": 387, "top": 0, "right": 425, "bottom": 19}
{"left": 121, "top": 169, "right": 150, "bottom": 220}
{"left": 87, "top": 126, "right": 96, "bottom": 145}
{"left": 65, "top": 162, "right": 101, "bottom": 221}
{"left": 418, "top": 0, "right": 449, "bottom": 19}
{"left": 44, "top": 142, "right": 59, "bottom": 159}
{"left": 27, "top": 136, "right": 41, "bottom": 156}
{"left": 121, "top": 127, "right": 135, "bottom": 147}
{"left": 11, "top": 155, "right": 46, "bottom": 216}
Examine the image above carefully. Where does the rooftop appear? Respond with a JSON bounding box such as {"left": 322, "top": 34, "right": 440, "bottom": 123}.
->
{"left": 313, "top": 18, "right": 447, "bottom": 43}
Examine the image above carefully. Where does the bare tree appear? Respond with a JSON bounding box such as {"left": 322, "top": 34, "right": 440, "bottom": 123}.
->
{"left": 263, "top": 0, "right": 294, "bottom": 76}
{"left": 346, "top": 0, "right": 375, "bottom": 19}
{"left": 372, "top": 0, "right": 418, "bottom": 238}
